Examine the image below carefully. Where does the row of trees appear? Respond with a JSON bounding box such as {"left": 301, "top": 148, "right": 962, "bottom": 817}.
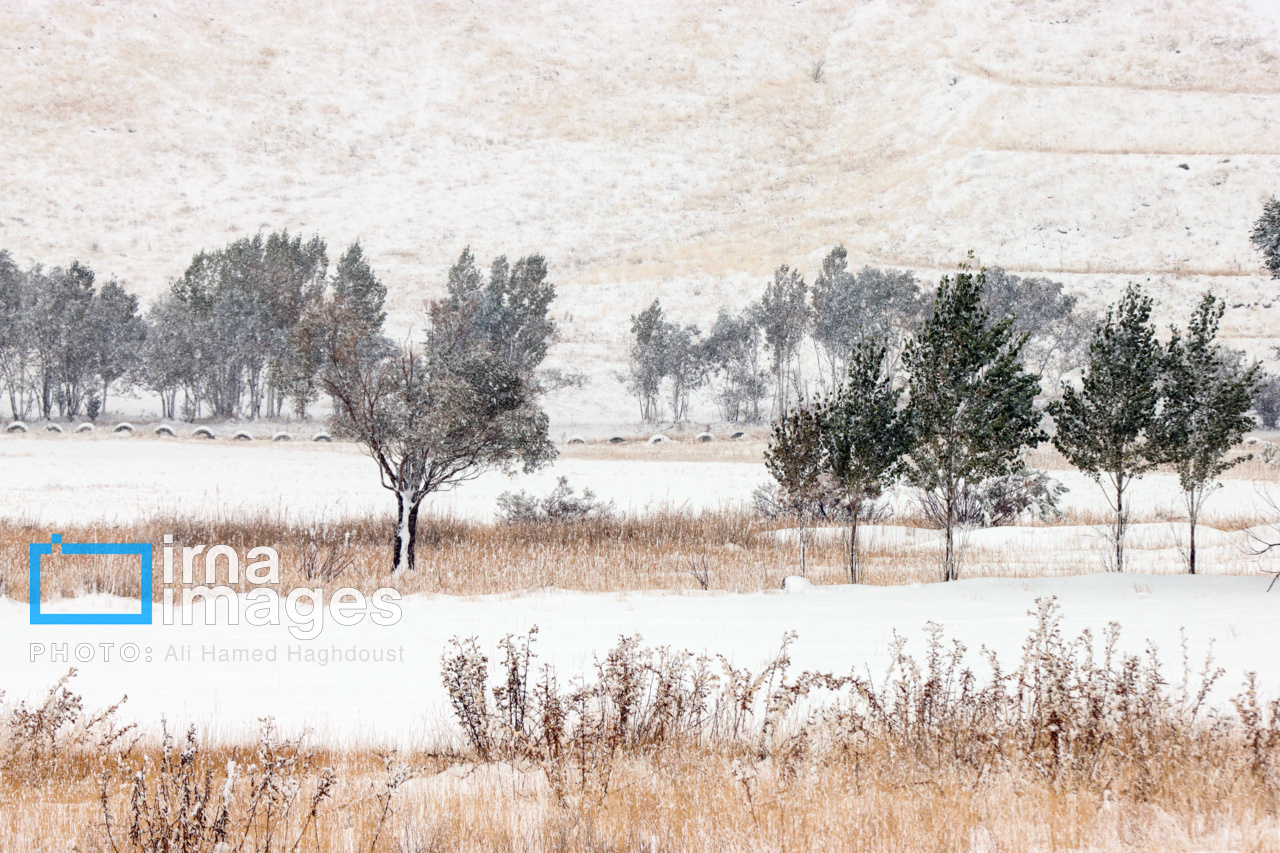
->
{"left": 767, "top": 268, "right": 1260, "bottom": 583}
{"left": 0, "top": 254, "right": 144, "bottom": 420}
{"left": 0, "top": 232, "right": 387, "bottom": 422}
{"left": 623, "top": 246, "right": 1092, "bottom": 424}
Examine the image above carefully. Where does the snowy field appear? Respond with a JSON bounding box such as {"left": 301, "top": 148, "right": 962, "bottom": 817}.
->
{"left": 0, "top": 433, "right": 770, "bottom": 523}
{"left": 1, "top": 574, "right": 1278, "bottom": 745}
{"left": 1, "top": 432, "right": 1277, "bottom": 525}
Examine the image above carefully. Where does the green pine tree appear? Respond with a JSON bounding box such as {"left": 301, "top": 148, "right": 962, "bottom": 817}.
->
{"left": 764, "top": 401, "right": 825, "bottom": 578}
{"left": 332, "top": 241, "right": 387, "bottom": 332}
{"left": 820, "top": 340, "right": 913, "bottom": 583}
{"left": 1152, "top": 293, "right": 1261, "bottom": 574}
{"left": 1251, "top": 196, "right": 1280, "bottom": 279}
{"left": 1047, "top": 284, "right": 1161, "bottom": 573}
{"left": 904, "top": 265, "right": 1044, "bottom": 582}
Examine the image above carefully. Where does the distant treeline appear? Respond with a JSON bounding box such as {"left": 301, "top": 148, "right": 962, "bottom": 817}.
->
{"left": 0, "top": 232, "right": 387, "bottom": 421}
{"left": 622, "top": 246, "right": 1094, "bottom": 424}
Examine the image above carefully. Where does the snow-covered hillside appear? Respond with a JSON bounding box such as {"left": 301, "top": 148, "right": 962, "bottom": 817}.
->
{"left": 2, "top": 0, "right": 1279, "bottom": 424}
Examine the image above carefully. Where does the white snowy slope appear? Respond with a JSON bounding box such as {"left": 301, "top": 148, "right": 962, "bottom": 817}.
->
{"left": 1, "top": 0, "right": 1279, "bottom": 426}
{"left": 2, "top": 574, "right": 1278, "bottom": 744}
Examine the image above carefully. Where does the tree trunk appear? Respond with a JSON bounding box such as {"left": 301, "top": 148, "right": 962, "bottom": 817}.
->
{"left": 944, "top": 485, "right": 956, "bottom": 582}
{"left": 392, "top": 490, "right": 421, "bottom": 574}
{"left": 798, "top": 511, "right": 807, "bottom": 578}
{"left": 1113, "top": 474, "right": 1126, "bottom": 574}
{"left": 847, "top": 493, "right": 864, "bottom": 584}
{"left": 1187, "top": 488, "right": 1200, "bottom": 575}
{"left": 848, "top": 501, "right": 861, "bottom": 584}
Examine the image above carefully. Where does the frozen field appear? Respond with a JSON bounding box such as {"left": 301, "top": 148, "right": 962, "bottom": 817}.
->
{"left": 1, "top": 573, "right": 1278, "bottom": 744}
{"left": 0, "top": 434, "right": 769, "bottom": 523}
{"left": 1, "top": 432, "right": 1277, "bottom": 525}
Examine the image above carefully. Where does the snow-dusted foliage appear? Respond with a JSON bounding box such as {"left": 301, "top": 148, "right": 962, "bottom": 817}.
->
{"left": 0, "top": 251, "right": 143, "bottom": 423}
{"left": 916, "top": 471, "right": 1067, "bottom": 529}
{"left": 314, "top": 248, "right": 558, "bottom": 573}
{"left": 496, "top": 476, "right": 615, "bottom": 524}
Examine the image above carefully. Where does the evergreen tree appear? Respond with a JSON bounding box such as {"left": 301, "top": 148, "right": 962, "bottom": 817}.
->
{"left": 1152, "top": 293, "right": 1261, "bottom": 574}
{"left": 87, "top": 280, "right": 145, "bottom": 417}
{"left": 332, "top": 241, "right": 387, "bottom": 331}
{"left": 820, "top": 340, "right": 913, "bottom": 583}
{"left": 1048, "top": 284, "right": 1162, "bottom": 573}
{"left": 764, "top": 400, "right": 825, "bottom": 577}
{"left": 904, "top": 265, "right": 1044, "bottom": 582}
{"left": 1252, "top": 196, "right": 1280, "bottom": 279}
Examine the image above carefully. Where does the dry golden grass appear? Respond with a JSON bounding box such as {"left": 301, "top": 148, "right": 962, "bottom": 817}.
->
{"left": 3, "top": 492, "right": 1275, "bottom": 604}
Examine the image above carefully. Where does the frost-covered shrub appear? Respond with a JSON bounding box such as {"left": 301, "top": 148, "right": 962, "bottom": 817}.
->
{"left": 2, "top": 668, "right": 134, "bottom": 784}
{"left": 497, "top": 476, "right": 614, "bottom": 524}
{"left": 106, "top": 719, "right": 336, "bottom": 853}
{"left": 916, "top": 470, "right": 1067, "bottom": 529}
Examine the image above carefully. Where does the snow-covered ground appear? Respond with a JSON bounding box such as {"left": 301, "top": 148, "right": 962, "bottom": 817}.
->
{"left": 2, "top": 574, "right": 1278, "bottom": 744}
{"left": 0, "top": 434, "right": 769, "bottom": 523}
{"left": 3, "top": 433, "right": 1278, "bottom": 744}
{"left": 2, "top": 432, "right": 1277, "bottom": 525}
